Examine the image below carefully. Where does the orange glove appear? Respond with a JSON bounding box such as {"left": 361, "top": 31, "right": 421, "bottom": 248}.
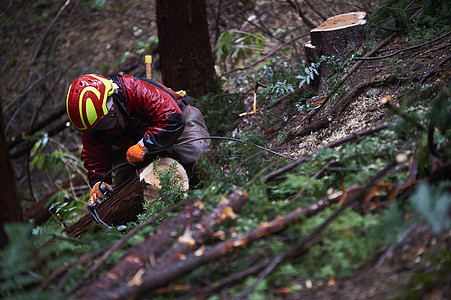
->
{"left": 89, "top": 182, "right": 114, "bottom": 206}
{"left": 126, "top": 139, "right": 148, "bottom": 165}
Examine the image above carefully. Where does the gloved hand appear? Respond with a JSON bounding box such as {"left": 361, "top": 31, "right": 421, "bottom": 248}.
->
{"left": 89, "top": 182, "right": 114, "bottom": 206}
{"left": 126, "top": 139, "right": 148, "bottom": 165}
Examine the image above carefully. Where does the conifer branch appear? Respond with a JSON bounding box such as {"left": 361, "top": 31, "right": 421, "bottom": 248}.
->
{"left": 237, "top": 158, "right": 403, "bottom": 298}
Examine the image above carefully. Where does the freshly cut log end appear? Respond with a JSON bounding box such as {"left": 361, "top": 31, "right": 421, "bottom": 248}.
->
{"left": 140, "top": 158, "right": 189, "bottom": 201}
{"left": 311, "top": 12, "right": 367, "bottom": 32}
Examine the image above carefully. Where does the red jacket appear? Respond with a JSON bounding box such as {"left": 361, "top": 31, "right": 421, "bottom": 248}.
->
{"left": 81, "top": 75, "right": 185, "bottom": 186}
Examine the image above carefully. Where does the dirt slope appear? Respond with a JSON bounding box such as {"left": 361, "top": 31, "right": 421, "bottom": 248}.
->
{"left": 231, "top": 29, "right": 451, "bottom": 300}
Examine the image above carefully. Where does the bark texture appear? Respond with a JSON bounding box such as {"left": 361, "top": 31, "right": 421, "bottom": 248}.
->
{"left": 0, "top": 103, "right": 22, "bottom": 247}
{"left": 75, "top": 190, "right": 249, "bottom": 299}
{"left": 64, "top": 179, "right": 145, "bottom": 236}
{"left": 156, "top": 0, "right": 215, "bottom": 97}
{"left": 304, "top": 12, "right": 367, "bottom": 93}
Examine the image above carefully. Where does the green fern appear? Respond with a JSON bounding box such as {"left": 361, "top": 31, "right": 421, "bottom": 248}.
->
{"left": 0, "top": 224, "right": 60, "bottom": 299}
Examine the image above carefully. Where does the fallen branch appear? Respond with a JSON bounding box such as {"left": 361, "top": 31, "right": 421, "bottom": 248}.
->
{"left": 195, "top": 238, "right": 323, "bottom": 299}
{"left": 75, "top": 190, "right": 248, "bottom": 299}
{"left": 94, "top": 185, "right": 368, "bottom": 299}
{"left": 299, "top": 34, "right": 394, "bottom": 125}
{"left": 237, "top": 157, "right": 403, "bottom": 298}
{"left": 228, "top": 34, "right": 308, "bottom": 73}
{"left": 376, "top": 222, "right": 418, "bottom": 268}
{"left": 355, "top": 31, "right": 450, "bottom": 61}
{"left": 285, "top": 76, "right": 388, "bottom": 142}
{"left": 39, "top": 245, "right": 108, "bottom": 291}
{"left": 152, "top": 190, "right": 249, "bottom": 269}
{"left": 5, "top": 67, "right": 59, "bottom": 134}
{"left": 10, "top": 116, "right": 69, "bottom": 159}
{"left": 65, "top": 198, "right": 192, "bottom": 294}
{"left": 285, "top": 0, "right": 316, "bottom": 29}
{"left": 267, "top": 120, "right": 397, "bottom": 181}
{"left": 8, "top": 101, "right": 66, "bottom": 149}
{"left": 24, "top": 174, "right": 85, "bottom": 225}
{"left": 380, "top": 95, "right": 427, "bottom": 131}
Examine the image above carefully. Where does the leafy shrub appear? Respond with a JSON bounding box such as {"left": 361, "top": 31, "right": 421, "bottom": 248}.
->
{"left": 410, "top": 182, "right": 451, "bottom": 235}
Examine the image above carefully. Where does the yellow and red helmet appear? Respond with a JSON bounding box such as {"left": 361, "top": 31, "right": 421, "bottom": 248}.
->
{"left": 66, "top": 74, "right": 117, "bottom": 132}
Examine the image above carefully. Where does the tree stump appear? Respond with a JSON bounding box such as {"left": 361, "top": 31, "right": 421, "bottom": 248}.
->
{"left": 304, "top": 11, "right": 367, "bottom": 94}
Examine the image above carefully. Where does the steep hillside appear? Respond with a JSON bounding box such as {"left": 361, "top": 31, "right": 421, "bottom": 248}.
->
{"left": 1, "top": 0, "right": 450, "bottom": 299}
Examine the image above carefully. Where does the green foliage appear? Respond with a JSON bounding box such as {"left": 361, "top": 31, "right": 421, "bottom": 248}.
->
{"left": 4, "top": 3, "right": 450, "bottom": 297}
{"left": 0, "top": 224, "right": 60, "bottom": 299}
{"left": 215, "top": 30, "right": 265, "bottom": 65}
{"left": 319, "top": 55, "right": 356, "bottom": 101}
{"left": 373, "top": 3, "right": 412, "bottom": 32}
{"left": 261, "top": 80, "right": 295, "bottom": 102}
{"left": 78, "top": 0, "right": 108, "bottom": 12}
{"left": 371, "top": 0, "right": 451, "bottom": 34}
{"left": 258, "top": 55, "right": 357, "bottom": 111}
{"left": 410, "top": 182, "right": 451, "bottom": 235}
{"left": 136, "top": 160, "right": 187, "bottom": 226}
{"left": 23, "top": 131, "right": 88, "bottom": 220}
{"left": 283, "top": 209, "right": 380, "bottom": 279}
{"left": 368, "top": 204, "right": 415, "bottom": 245}
{"left": 133, "top": 35, "right": 159, "bottom": 56}
{"left": 196, "top": 92, "right": 244, "bottom": 136}
{"left": 1, "top": 224, "right": 39, "bottom": 298}
{"left": 427, "top": 82, "right": 451, "bottom": 137}
{"left": 217, "top": 132, "right": 280, "bottom": 186}
{"left": 259, "top": 60, "right": 318, "bottom": 105}
{"left": 0, "top": 219, "right": 130, "bottom": 299}
{"left": 296, "top": 62, "right": 320, "bottom": 88}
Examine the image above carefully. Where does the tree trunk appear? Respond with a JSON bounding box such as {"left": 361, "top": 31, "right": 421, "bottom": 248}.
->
{"left": 156, "top": 0, "right": 215, "bottom": 98}
{"left": 0, "top": 103, "right": 22, "bottom": 247}
{"left": 304, "top": 12, "right": 367, "bottom": 94}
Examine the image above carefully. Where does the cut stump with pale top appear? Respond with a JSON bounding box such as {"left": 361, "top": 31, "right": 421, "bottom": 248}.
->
{"left": 304, "top": 12, "right": 367, "bottom": 93}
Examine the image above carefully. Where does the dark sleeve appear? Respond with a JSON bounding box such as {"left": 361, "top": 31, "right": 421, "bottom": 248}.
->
{"left": 80, "top": 133, "right": 113, "bottom": 187}
{"left": 125, "top": 77, "right": 185, "bottom": 149}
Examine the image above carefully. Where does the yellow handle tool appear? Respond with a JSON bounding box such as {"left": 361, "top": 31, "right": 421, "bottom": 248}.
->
{"left": 145, "top": 55, "right": 152, "bottom": 79}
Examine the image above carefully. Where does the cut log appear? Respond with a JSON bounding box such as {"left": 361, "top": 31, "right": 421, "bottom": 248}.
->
{"left": 64, "top": 178, "right": 144, "bottom": 236}
{"left": 139, "top": 157, "right": 189, "bottom": 202}
{"left": 64, "top": 158, "right": 189, "bottom": 236}
{"left": 304, "top": 11, "right": 367, "bottom": 93}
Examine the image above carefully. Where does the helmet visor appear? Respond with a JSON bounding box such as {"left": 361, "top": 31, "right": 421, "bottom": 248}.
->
{"left": 89, "top": 96, "right": 118, "bottom": 132}
{"left": 90, "top": 114, "right": 118, "bottom": 132}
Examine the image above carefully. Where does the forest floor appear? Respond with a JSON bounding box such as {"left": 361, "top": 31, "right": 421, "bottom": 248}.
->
{"left": 291, "top": 225, "right": 450, "bottom": 300}
{"left": 235, "top": 31, "right": 451, "bottom": 299}
{"left": 3, "top": 0, "right": 450, "bottom": 298}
